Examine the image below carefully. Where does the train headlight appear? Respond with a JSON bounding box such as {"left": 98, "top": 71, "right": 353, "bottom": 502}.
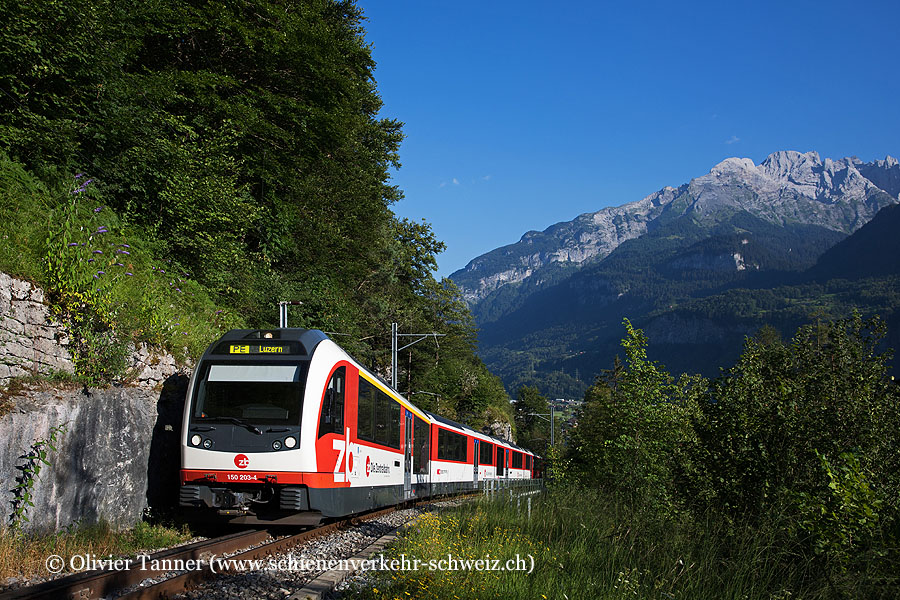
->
{"left": 191, "top": 434, "right": 202, "bottom": 446}
{"left": 284, "top": 436, "right": 297, "bottom": 449}
{"left": 272, "top": 440, "right": 283, "bottom": 450}
{"left": 202, "top": 439, "right": 213, "bottom": 449}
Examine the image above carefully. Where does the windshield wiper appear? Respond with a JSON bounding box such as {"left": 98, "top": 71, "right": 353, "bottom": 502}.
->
{"left": 203, "top": 416, "right": 263, "bottom": 435}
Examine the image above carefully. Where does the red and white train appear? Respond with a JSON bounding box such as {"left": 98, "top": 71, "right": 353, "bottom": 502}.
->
{"left": 179, "top": 329, "right": 537, "bottom": 525}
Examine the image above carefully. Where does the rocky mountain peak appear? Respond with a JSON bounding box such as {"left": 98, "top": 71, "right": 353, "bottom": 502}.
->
{"left": 759, "top": 150, "right": 823, "bottom": 179}
{"left": 709, "top": 157, "right": 757, "bottom": 176}
{"left": 452, "top": 151, "right": 898, "bottom": 306}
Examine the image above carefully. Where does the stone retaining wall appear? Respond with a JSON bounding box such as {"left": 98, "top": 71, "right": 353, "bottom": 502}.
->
{"left": 0, "top": 271, "right": 185, "bottom": 389}
{"left": 0, "top": 272, "right": 189, "bottom": 533}
{"left": 0, "top": 272, "right": 73, "bottom": 384}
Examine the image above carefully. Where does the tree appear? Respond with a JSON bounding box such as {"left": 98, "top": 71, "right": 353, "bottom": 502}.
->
{"left": 565, "top": 319, "right": 702, "bottom": 511}
{"left": 513, "top": 386, "right": 550, "bottom": 455}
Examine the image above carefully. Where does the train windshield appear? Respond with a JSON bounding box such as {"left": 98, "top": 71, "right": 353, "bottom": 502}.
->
{"left": 192, "top": 364, "right": 306, "bottom": 426}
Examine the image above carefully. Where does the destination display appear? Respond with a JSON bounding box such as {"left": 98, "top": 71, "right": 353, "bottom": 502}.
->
{"left": 228, "top": 344, "right": 288, "bottom": 354}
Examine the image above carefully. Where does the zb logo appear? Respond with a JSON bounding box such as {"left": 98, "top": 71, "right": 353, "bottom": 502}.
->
{"left": 333, "top": 428, "right": 354, "bottom": 483}
{"left": 234, "top": 454, "right": 249, "bottom": 469}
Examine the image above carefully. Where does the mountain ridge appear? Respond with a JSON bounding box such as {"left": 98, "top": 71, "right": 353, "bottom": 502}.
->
{"left": 452, "top": 151, "right": 899, "bottom": 306}
{"left": 451, "top": 150, "right": 900, "bottom": 397}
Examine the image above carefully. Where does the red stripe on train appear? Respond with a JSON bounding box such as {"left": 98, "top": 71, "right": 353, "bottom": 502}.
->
{"left": 180, "top": 469, "right": 351, "bottom": 487}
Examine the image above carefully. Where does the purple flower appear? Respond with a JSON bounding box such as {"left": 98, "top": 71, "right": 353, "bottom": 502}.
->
{"left": 67, "top": 242, "right": 78, "bottom": 247}
{"left": 175, "top": 288, "right": 181, "bottom": 292}
{"left": 125, "top": 272, "right": 133, "bottom": 276}
{"left": 75, "top": 173, "right": 85, "bottom": 179}
{"left": 97, "top": 271, "right": 105, "bottom": 275}
{"left": 117, "top": 250, "right": 130, "bottom": 255}
{"left": 93, "top": 250, "right": 103, "bottom": 254}
{"left": 115, "top": 263, "right": 124, "bottom": 267}
{"left": 215, "top": 310, "right": 223, "bottom": 314}
{"left": 119, "top": 244, "right": 130, "bottom": 248}
{"left": 94, "top": 206, "right": 103, "bottom": 212}
{"left": 87, "top": 258, "right": 95, "bottom": 263}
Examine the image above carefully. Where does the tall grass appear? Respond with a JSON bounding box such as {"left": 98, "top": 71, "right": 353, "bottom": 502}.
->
{"left": 356, "top": 488, "right": 834, "bottom": 600}
{"left": 0, "top": 520, "right": 193, "bottom": 581}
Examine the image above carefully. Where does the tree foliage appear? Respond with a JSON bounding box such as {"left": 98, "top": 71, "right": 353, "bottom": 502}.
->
{"left": 566, "top": 319, "right": 703, "bottom": 509}
{"left": 565, "top": 315, "right": 900, "bottom": 587}
{"left": 0, "top": 0, "right": 511, "bottom": 431}
{"left": 512, "top": 385, "right": 550, "bottom": 455}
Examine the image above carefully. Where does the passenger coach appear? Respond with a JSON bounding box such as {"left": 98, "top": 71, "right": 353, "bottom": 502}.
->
{"left": 180, "top": 329, "right": 536, "bottom": 524}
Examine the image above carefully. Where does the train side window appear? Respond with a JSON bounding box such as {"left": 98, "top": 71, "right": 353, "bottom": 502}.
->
{"left": 479, "top": 441, "right": 493, "bottom": 465}
{"left": 374, "top": 390, "right": 390, "bottom": 446}
{"left": 389, "top": 400, "right": 401, "bottom": 449}
{"left": 437, "top": 428, "right": 466, "bottom": 462}
{"left": 318, "top": 367, "right": 345, "bottom": 438}
{"left": 512, "top": 451, "right": 523, "bottom": 469}
{"left": 358, "top": 379, "right": 376, "bottom": 442}
{"left": 414, "top": 417, "right": 429, "bottom": 474}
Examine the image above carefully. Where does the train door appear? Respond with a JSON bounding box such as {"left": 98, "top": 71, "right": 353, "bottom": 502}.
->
{"left": 473, "top": 439, "right": 479, "bottom": 488}
{"left": 404, "top": 411, "right": 412, "bottom": 499}
{"left": 496, "top": 445, "right": 504, "bottom": 477}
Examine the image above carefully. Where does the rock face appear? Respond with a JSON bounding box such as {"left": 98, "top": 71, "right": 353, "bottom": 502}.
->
{"left": 486, "top": 420, "right": 513, "bottom": 442}
{"left": 0, "top": 272, "right": 190, "bottom": 533}
{"left": 0, "top": 380, "right": 187, "bottom": 533}
{"left": 452, "top": 151, "right": 900, "bottom": 304}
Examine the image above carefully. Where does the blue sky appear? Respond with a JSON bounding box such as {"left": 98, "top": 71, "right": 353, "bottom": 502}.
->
{"left": 356, "top": 0, "right": 900, "bottom": 279}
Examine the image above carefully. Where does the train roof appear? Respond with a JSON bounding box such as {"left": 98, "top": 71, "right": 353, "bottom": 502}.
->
{"left": 204, "top": 328, "right": 329, "bottom": 359}
{"left": 422, "top": 409, "right": 533, "bottom": 455}
{"left": 205, "top": 329, "right": 536, "bottom": 457}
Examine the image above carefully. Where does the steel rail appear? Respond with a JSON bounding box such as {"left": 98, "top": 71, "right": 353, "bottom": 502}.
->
{"left": 3, "top": 487, "right": 498, "bottom": 600}
{"left": 117, "top": 505, "right": 400, "bottom": 600}
{"left": 0, "top": 529, "right": 269, "bottom": 600}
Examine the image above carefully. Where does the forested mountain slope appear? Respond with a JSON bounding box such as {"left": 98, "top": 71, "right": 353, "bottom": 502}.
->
{"left": 453, "top": 153, "right": 900, "bottom": 397}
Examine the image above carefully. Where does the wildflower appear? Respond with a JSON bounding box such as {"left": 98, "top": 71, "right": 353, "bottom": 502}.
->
{"left": 215, "top": 310, "right": 223, "bottom": 314}
{"left": 87, "top": 259, "right": 95, "bottom": 263}
{"left": 75, "top": 173, "right": 85, "bottom": 179}
{"left": 67, "top": 242, "right": 78, "bottom": 247}
{"left": 117, "top": 250, "right": 130, "bottom": 255}
{"left": 115, "top": 263, "right": 124, "bottom": 267}
{"left": 125, "top": 272, "right": 133, "bottom": 276}
{"left": 93, "top": 250, "right": 103, "bottom": 254}
{"left": 97, "top": 271, "right": 105, "bottom": 275}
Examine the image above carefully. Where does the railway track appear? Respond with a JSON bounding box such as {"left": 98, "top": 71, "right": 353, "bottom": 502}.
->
{"left": 0, "top": 504, "right": 405, "bottom": 600}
